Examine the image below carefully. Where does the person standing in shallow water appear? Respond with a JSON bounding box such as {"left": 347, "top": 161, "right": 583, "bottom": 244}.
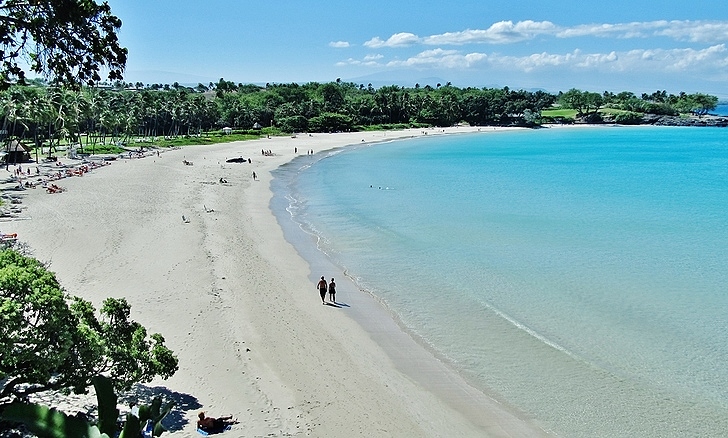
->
{"left": 317, "top": 276, "right": 327, "bottom": 304}
{"left": 329, "top": 278, "right": 336, "bottom": 303}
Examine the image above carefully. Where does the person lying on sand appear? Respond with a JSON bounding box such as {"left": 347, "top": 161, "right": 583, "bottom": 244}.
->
{"left": 46, "top": 184, "right": 64, "bottom": 194}
{"left": 197, "top": 412, "right": 238, "bottom": 431}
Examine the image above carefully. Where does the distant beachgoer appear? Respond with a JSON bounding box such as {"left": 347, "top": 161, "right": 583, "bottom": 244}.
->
{"left": 197, "top": 412, "right": 237, "bottom": 432}
{"left": 329, "top": 278, "right": 336, "bottom": 303}
{"left": 317, "top": 276, "right": 327, "bottom": 304}
{"left": 294, "top": 147, "right": 297, "bottom": 153}
{"left": 252, "top": 171, "right": 257, "bottom": 180}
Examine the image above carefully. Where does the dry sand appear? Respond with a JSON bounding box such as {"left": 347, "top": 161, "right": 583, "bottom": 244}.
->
{"left": 3, "top": 128, "right": 550, "bottom": 437}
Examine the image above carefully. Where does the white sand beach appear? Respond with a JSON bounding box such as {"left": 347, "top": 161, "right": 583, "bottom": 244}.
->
{"left": 3, "top": 128, "right": 550, "bottom": 437}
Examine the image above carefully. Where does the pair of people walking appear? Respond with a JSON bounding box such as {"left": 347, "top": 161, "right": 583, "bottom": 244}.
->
{"left": 317, "top": 276, "right": 336, "bottom": 304}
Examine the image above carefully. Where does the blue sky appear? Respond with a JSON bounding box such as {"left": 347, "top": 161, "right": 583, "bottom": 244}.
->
{"left": 108, "top": 0, "right": 728, "bottom": 97}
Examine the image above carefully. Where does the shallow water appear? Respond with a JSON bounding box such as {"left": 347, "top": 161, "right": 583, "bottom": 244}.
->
{"left": 272, "top": 126, "right": 728, "bottom": 437}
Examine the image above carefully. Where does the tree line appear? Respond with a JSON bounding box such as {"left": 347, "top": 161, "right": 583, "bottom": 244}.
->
{"left": 1, "top": 79, "right": 719, "bottom": 152}
{"left": 558, "top": 88, "right": 719, "bottom": 123}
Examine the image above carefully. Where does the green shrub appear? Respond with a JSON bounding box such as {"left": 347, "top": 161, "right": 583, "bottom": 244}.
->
{"left": 0, "top": 249, "right": 178, "bottom": 402}
{"left": 613, "top": 111, "right": 644, "bottom": 125}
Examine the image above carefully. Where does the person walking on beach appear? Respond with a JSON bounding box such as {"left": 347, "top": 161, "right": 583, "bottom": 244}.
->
{"left": 329, "top": 278, "right": 336, "bottom": 303}
{"left": 252, "top": 171, "right": 257, "bottom": 180}
{"left": 317, "top": 276, "right": 327, "bottom": 304}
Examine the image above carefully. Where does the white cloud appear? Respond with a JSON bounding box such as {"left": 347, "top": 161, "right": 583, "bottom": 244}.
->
{"left": 556, "top": 20, "right": 728, "bottom": 44}
{"left": 336, "top": 57, "right": 383, "bottom": 67}
{"left": 556, "top": 21, "right": 666, "bottom": 39}
{"left": 329, "top": 41, "right": 350, "bottom": 48}
{"left": 622, "top": 44, "right": 728, "bottom": 71}
{"left": 423, "top": 20, "right": 557, "bottom": 45}
{"left": 386, "top": 49, "right": 487, "bottom": 69}
{"left": 363, "top": 32, "right": 420, "bottom": 48}
{"left": 498, "top": 51, "right": 579, "bottom": 71}
{"left": 339, "top": 45, "right": 728, "bottom": 76}
{"left": 360, "top": 20, "right": 728, "bottom": 49}
{"left": 655, "top": 21, "right": 728, "bottom": 44}
{"left": 490, "top": 45, "right": 727, "bottom": 73}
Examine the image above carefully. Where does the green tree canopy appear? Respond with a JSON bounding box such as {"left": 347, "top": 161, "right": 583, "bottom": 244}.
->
{"left": 0, "top": 0, "right": 127, "bottom": 89}
{"left": 677, "top": 93, "right": 718, "bottom": 116}
{"left": 0, "top": 248, "right": 178, "bottom": 406}
{"left": 558, "top": 88, "right": 604, "bottom": 117}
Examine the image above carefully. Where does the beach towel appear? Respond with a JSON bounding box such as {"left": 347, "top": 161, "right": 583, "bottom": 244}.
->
{"left": 196, "top": 424, "right": 232, "bottom": 435}
{"left": 142, "top": 419, "right": 154, "bottom": 438}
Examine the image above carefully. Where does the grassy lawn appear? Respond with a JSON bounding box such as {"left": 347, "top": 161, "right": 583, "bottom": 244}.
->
{"left": 541, "top": 108, "right": 578, "bottom": 118}
{"left": 127, "top": 133, "right": 264, "bottom": 148}
{"left": 77, "top": 128, "right": 284, "bottom": 153}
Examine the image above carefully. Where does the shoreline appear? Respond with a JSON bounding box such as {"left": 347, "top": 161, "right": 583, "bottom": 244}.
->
{"left": 3, "top": 127, "right": 548, "bottom": 437}
{"left": 268, "top": 136, "right": 551, "bottom": 436}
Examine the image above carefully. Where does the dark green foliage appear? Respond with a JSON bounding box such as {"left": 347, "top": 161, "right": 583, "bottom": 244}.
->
{"left": 92, "top": 375, "right": 119, "bottom": 437}
{"left": 1, "top": 375, "right": 175, "bottom": 438}
{"left": 138, "top": 395, "right": 174, "bottom": 436}
{"left": 558, "top": 89, "right": 604, "bottom": 117}
{"left": 0, "top": 0, "right": 127, "bottom": 89}
{"left": 613, "top": 111, "right": 644, "bottom": 125}
{"left": 308, "top": 112, "right": 353, "bottom": 132}
{"left": 0, "top": 248, "right": 178, "bottom": 405}
{"left": 673, "top": 92, "right": 718, "bottom": 116}
{"left": 1, "top": 402, "right": 101, "bottom": 438}
{"left": 276, "top": 115, "right": 308, "bottom": 133}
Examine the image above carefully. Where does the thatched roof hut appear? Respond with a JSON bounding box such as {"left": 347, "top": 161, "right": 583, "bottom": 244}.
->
{"left": 4, "top": 139, "right": 30, "bottom": 163}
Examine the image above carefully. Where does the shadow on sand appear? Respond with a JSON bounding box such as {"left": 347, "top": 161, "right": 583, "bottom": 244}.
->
{"left": 119, "top": 384, "right": 202, "bottom": 431}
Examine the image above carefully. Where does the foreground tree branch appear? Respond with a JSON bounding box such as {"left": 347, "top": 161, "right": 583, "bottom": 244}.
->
{"left": 0, "top": 248, "right": 178, "bottom": 409}
{"left": 0, "top": 0, "right": 127, "bottom": 89}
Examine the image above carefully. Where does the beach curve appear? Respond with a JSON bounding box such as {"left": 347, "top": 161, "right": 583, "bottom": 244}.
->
{"left": 4, "top": 127, "right": 550, "bottom": 437}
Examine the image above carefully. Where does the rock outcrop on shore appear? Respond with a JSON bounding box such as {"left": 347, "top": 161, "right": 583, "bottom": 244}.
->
{"left": 641, "top": 114, "right": 728, "bottom": 127}
{"left": 566, "top": 113, "right": 728, "bottom": 127}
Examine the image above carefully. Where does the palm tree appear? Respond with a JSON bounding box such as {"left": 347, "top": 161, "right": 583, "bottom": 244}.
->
{"left": 82, "top": 87, "right": 105, "bottom": 152}
{"left": 1, "top": 89, "right": 23, "bottom": 168}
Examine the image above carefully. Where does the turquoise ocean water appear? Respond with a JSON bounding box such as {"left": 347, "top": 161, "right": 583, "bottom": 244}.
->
{"left": 271, "top": 126, "right": 728, "bottom": 437}
{"left": 713, "top": 103, "right": 728, "bottom": 116}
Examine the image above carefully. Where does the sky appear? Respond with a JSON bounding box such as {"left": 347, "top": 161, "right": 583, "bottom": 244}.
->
{"left": 107, "top": 0, "right": 728, "bottom": 98}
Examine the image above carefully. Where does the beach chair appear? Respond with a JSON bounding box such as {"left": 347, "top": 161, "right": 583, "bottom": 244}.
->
{"left": 1, "top": 233, "right": 17, "bottom": 241}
